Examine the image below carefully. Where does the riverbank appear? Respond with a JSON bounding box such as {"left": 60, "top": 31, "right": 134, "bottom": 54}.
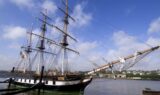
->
{"left": 93, "top": 76, "right": 160, "bottom": 81}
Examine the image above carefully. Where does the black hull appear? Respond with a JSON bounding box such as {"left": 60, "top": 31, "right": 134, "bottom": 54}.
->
{"left": 12, "top": 78, "right": 92, "bottom": 91}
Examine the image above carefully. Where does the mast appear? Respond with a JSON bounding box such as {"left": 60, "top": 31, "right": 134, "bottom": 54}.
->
{"left": 19, "top": 25, "right": 33, "bottom": 72}
{"left": 29, "top": 0, "right": 78, "bottom": 75}
{"left": 26, "top": 25, "right": 33, "bottom": 71}
{"left": 60, "top": 0, "right": 69, "bottom": 75}
{"left": 36, "top": 11, "right": 47, "bottom": 74}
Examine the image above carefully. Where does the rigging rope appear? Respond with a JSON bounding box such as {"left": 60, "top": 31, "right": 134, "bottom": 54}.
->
{"left": 123, "top": 51, "right": 152, "bottom": 70}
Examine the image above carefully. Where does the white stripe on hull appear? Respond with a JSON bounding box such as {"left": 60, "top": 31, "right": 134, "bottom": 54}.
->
{"left": 30, "top": 79, "right": 34, "bottom": 84}
{"left": 15, "top": 78, "right": 91, "bottom": 86}
{"left": 21, "top": 79, "right": 25, "bottom": 83}
{"left": 26, "top": 79, "right": 30, "bottom": 83}
{"left": 46, "top": 80, "right": 53, "bottom": 85}
{"left": 55, "top": 80, "right": 80, "bottom": 86}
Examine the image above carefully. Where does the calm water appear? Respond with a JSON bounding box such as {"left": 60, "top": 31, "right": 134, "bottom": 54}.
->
{"left": 85, "top": 78, "right": 160, "bottom": 95}
{"left": 0, "top": 78, "right": 160, "bottom": 95}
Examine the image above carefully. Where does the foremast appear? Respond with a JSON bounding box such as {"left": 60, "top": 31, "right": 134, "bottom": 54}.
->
{"left": 25, "top": 25, "right": 32, "bottom": 71}
{"left": 21, "top": 11, "right": 56, "bottom": 74}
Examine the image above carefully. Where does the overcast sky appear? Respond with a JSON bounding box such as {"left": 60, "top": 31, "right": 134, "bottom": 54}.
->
{"left": 0, "top": 0, "right": 160, "bottom": 71}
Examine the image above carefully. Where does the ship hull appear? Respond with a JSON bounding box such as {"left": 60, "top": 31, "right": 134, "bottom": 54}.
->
{"left": 12, "top": 77, "right": 92, "bottom": 91}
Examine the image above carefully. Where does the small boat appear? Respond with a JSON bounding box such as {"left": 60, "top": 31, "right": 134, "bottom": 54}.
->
{"left": 143, "top": 88, "right": 160, "bottom": 95}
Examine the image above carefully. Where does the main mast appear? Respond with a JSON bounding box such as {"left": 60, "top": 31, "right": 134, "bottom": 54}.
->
{"left": 37, "top": 12, "right": 47, "bottom": 74}
{"left": 60, "top": 0, "right": 69, "bottom": 75}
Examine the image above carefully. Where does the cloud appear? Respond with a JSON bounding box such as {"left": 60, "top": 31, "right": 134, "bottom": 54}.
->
{"left": 70, "top": 4, "right": 92, "bottom": 28}
{"left": 10, "top": 0, "right": 34, "bottom": 9}
{"left": 8, "top": 42, "right": 21, "bottom": 49}
{"left": 41, "top": 0, "right": 57, "bottom": 14}
{"left": 113, "top": 31, "right": 136, "bottom": 46}
{"left": 67, "top": 40, "right": 100, "bottom": 71}
{"left": 111, "top": 31, "right": 148, "bottom": 55}
{"left": 104, "top": 31, "right": 160, "bottom": 70}
{"left": 148, "top": 17, "right": 160, "bottom": 33}
{"left": 9, "top": 0, "right": 58, "bottom": 14}
{"left": 146, "top": 37, "right": 160, "bottom": 46}
{"left": 2, "top": 25, "right": 26, "bottom": 40}
{"left": 76, "top": 41, "right": 98, "bottom": 54}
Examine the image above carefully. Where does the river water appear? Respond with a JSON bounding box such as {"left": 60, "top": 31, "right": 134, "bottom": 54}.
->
{"left": 85, "top": 78, "right": 160, "bottom": 95}
{"left": 0, "top": 78, "right": 160, "bottom": 95}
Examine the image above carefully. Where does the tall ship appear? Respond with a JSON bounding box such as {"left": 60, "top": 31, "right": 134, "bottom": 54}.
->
{"left": 10, "top": 0, "right": 92, "bottom": 92}
{"left": 7, "top": 0, "right": 160, "bottom": 93}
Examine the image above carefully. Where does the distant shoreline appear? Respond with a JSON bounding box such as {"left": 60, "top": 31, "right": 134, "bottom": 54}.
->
{"left": 93, "top": 77, "right": 160, "bottom": 81}
{"left": 0, "top": 70, "right": 159, "bottom": 81}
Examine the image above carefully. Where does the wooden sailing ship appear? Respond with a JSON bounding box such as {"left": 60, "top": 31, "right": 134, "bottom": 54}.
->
{"left": 6, "top": 0, "right": 160, "bottom": 93}
{"left": 11, "top": 0, "right": 92, "bottom": 92}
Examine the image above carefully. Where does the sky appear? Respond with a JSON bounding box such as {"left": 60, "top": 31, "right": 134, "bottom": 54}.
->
{"left": 0, "top": 0, "right": 160, "bottom": 71}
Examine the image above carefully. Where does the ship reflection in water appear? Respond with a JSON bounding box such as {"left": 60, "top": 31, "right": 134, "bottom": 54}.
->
{"left": 1, "top": 78, "right": 160, "bottom": 95}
